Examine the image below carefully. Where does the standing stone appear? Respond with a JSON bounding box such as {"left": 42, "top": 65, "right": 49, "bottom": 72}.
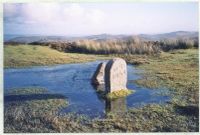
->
{"left": 92, "top": 62, "right": 106, "bottom": 85}
{"left": 105, "top": 58, "right": 127, "bottom": 93}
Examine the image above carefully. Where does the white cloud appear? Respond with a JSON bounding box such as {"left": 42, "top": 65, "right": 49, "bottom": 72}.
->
{"left": 62, "top": 4, "right": 106, "bottom": 27}
{"left": 4, "top": 3, "right": 106, "bottom": 34}
{"left": 5, "top": 3, "right": 197, "bottom": 35}
{"left": 9, "top": 3, "right": 106, "bottom": 28}
{"left": 21, "top": 3, "right": 60, "bottom": 24}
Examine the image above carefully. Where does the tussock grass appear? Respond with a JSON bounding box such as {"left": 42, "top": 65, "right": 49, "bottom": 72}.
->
{"left": 91, "top": 104, "right": 198, "bottom": 132}
{"left": 134, "top": 49, "right": 199, "bottom": 105}
{"left": 4, "top": 87, "right": 93, "bottom": 133}
{"left": 4, "top": 45, "right": 109, "bottom": 68}
{"left": 159, "top": 37, "right": 199, "bottom": 51}
{"left": 49, "top": 38, "right": 161, "bottom": 55}
{"left": 47, "top": 36, "right": 198, "bottom": 55}
{"left": 125, "top": 49, "right": 199, "bottom": 132}
{"left": 106, "top": 89, "right": 134, "bottom": 99}
{"left": 4, "top": 87, "right": 68, "bottom": 133}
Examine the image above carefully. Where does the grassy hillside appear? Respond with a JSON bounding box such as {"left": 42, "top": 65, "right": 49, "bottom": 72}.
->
{"left": 4, "top": 45, "right": 109, "bottom": 68}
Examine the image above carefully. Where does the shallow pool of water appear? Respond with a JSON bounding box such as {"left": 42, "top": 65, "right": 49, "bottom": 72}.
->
{"left": 4, "top": 60, "right": 170, "bottom": 118}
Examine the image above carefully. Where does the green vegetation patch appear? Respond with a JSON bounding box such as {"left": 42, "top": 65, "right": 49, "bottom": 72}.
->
{"left": 6, "top": 87, "right": 48, "bottom": 95}
{"left": 4, "top": 87, "right": 69, "bottom": 133}
{"left": 106, "top": 89, "right": 134, "bottom": 99}
{"left": 4, "top": 45, "right": 110, "bottom": 68}
{"left": 91, "top": 104, "right": 198, "bottom": 132}
{"left": 133, "top": 49, "right": 199, "bottom": 106}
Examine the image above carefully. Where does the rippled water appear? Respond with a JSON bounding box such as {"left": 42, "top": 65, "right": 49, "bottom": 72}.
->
{"left": 4, "top": 60, "right": 170, "bottom": 118}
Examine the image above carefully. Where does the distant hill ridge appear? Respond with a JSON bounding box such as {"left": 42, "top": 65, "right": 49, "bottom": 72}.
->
{"left": 139, "top": 31, "right": 198, "bottom": 41}
{"left": 4, "top": 31, "right": 198, "bottom": 44}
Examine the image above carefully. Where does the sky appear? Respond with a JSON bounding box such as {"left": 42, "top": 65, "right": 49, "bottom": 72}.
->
{"left": 3, "top": 2, "right": 199, "bottom": 36}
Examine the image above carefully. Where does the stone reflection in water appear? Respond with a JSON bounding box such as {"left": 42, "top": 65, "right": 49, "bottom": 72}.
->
{"left": 92, "top": 83, "right": 127, "bottom": 115}
{"left": 93, "top": 84, "right": 105, "bottom": 92}
{"left": 92, "top": 84, "right": 106, "bottom": 103}
{"left": 105, "top": 98, "right": 127, "bottom": 115}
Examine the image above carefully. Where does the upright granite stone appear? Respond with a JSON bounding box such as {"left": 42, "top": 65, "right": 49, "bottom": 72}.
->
{"left": 105, "top": 58, "right": 127, "bottom": 93}
{"left": 92, "top": 62, "right": 106, "bottom": 85}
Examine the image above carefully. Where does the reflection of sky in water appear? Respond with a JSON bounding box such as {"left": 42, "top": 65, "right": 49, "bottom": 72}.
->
{"left": 4, "top": 60, "right": 170, "bottom": 118}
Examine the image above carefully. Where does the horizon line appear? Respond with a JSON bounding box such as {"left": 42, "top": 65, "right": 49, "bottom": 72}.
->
{"left": 4, "top": 30, "right": 199, "bottom": 37}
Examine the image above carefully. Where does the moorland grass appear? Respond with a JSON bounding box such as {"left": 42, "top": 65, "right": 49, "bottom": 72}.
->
{"left": 4, "top": 87, "right": 68, "bottom": 132}
{"left": 134, "top": 49, "right": 199, "bottom": 106}
{"left": 91, "top": 103, "right": 198, "bottom": 132}
{"left": 4, "top": 45, "right": 110, "bottom": 68}
{"left": 48, "top": 37, "right": 198, "bottom": 55}
{"left": 4, "top": 87, "right": 92, "bottom": 133}
{"left": 4, "top": 46, "right": 199, "bottom": 132}
{"left": 5, "top": 90, "right": 198, "bottom": 133}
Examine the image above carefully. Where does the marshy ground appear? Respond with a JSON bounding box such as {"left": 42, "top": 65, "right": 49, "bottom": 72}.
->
{"left": 4, "top": 45, "right": 199, "bottom": 132}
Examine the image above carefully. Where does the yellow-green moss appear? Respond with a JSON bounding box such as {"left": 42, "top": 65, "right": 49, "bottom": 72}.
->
{"left": 106, "top": 89, "right": 134, "bottom": 99}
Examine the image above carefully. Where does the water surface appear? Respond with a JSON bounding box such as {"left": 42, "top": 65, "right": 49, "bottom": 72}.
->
{"left": 4, "top": 61, "right": 170, "bottom": 118}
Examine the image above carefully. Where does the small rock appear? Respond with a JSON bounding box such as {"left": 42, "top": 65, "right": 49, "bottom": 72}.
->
{"left": 92, "top": 62, "right": 106, "bottom": 85}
